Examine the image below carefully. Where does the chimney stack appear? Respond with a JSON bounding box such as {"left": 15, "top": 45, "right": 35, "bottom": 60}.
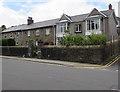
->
{"left": 109, "top": 4, "right": 112, "bottom": 10}
{"left": 27, "top": 17, "right": 34, "bottom": 25}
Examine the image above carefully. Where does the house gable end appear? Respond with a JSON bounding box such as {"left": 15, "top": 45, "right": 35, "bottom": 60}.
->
{"left": 87, "top": 8, "right": 107, "bottom": 18}
{"left": 59, "top": 13, "right": 72, "bottom": 22}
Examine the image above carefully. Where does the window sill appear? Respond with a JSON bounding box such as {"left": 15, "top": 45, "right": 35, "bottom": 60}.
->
{"left": 36, "top": 35, "right": 39, "bottom": 37}
{"left": 45, "top": 34, "right": 50, "bottom": 36}
{"left": 75, "top": 31, "right": 82, "bottom": 33}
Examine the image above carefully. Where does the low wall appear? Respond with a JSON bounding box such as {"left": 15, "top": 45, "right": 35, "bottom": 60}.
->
{"left": 0, "top": 38, "right": 119, "bottom": 65}
{"left": 0, "top": 46, "right": 28, "bottom": 57}
{"left": 41, "top": 40, "right": 120, "bottom": 64}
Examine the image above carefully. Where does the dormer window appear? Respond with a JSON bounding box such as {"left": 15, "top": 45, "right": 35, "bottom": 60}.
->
{"left": 60, "top": 23, "right": 68, "bottom": 33}
{"left": 87, "top": 19, "right": 100, "bottom": 31}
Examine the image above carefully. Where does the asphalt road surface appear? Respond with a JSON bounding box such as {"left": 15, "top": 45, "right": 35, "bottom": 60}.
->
{"left": 2, "top": 58, "right": 119, "bottom": 90}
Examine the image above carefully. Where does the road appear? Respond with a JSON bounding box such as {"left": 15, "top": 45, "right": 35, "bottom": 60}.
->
{"left": 2, "top": 58, "right": 119, "bottom": 90}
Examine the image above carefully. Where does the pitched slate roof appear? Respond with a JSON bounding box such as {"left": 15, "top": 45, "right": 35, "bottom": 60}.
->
{"left": 2, "top": 9, "right": 114, "bottom": 33}
{"left": 3, "top": 19, "right": 59, "bottom": 33}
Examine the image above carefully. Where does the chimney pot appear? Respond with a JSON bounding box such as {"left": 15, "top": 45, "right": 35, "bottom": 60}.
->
{"left": 27, "top": 17, "right": 34, "bottom": 25}
{"left": 109, "top": 4, "right": 112, "bottom": 10}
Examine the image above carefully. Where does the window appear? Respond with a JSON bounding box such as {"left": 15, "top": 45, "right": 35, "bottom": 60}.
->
{"left": 46, "top": 28, "right": 50, "bottom": 35}
{"left": 36, "top": 30, "right": 40, "bottom": 36}
{"left": 4, "top": 34, "right": 6, "bottom": 38}
{"left": 59, "top": 23, "right": 67, "bottom": 33}
{"left": 9, "top": 33, "right": 14, "bottom": 38}
{"left": 16, "top": 42, "right": 19, "bottom": 45}
{"left": 15, "top": 32, "right": 19, "bottom": 38}
{"left": 9, "top": 33, "right": 13, "bottom": 38}
{"left": 36, "top": 40, "right": 38, "bottom": 46}
{"left": 87, "top": 19, "right": 100, "bottom": 31}
{"left": 28, "top": 31, "right": 30, "bottom": 37}
{"left": 117, "top": 20, "right": 120, "bottom": 27}
{"left": 75, "top": 24, "right": 82, "bottom": 32}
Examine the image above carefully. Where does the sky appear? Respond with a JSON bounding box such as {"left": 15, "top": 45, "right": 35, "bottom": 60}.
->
{"left": 0, "top": 0, "right": 119, "bottom": 27}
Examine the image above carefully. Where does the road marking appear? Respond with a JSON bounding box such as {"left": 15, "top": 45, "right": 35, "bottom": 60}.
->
{"left": 1, "top": 55, "right": 120, "bottom": 69}
{"left": 101, "top": 69, "right": 107, "bottom": 71}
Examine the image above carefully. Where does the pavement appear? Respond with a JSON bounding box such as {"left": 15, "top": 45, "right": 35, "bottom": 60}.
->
{"left": 0, "top": 55, "right": 120, "bottom": 69}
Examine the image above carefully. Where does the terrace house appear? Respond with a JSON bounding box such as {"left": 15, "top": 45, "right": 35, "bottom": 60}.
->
{"left": 1, "top": 4, "right": 119, "bottom": 46}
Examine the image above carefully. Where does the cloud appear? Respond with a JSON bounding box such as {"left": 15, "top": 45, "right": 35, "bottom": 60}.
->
{"left": 28, "top": 0, "right": 100, "bottom": 22}
{"left": 0, "top": 0, "right": 119, "bottom": 28}
{"left": 0, "top": 2, "right": 26, "bottom": 27}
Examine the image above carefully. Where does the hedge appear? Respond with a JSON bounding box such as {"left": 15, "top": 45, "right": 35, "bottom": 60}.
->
{"left": 0, "top": 38, "right": 15, "bottom": 46}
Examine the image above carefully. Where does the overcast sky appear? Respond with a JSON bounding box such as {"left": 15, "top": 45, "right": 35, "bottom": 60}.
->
{"left": 0, "top": 0, "right": 119, "bottom": 27}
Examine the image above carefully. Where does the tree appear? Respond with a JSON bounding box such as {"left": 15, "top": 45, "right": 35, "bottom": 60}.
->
{"left": 1, "top": 25, "right": 6, "bottom": 31}
{"left": 0, "top": 25, "right": 6, "bottom": 31}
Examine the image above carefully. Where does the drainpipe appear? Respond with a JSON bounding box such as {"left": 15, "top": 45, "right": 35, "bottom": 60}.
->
{"left": 20, "top": 29, "right": 23, "bottom": 45}
{"left": 53, "top": 25, "right": 56, "bottom": 45}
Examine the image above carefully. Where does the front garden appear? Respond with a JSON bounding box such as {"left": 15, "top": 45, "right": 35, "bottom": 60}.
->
{"left": 58, "top": 33, "right": 107, "bottom": 47}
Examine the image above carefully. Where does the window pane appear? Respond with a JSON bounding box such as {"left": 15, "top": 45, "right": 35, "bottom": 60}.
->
{"left": 87, "top": 19, "right": 100, "bottom": 31}
{"left": 75, "top": 24, "right": 81, "bottom": 32}
{"left": 46, "top": 29, "right": 50, "bottom": 35}
{"left": 36, "top": 30, "right": 39, "bottom": 36}
{"left": 91, "top": 21, "right": 94, "bottom": 30}
{"left": 79, "top": 24, "right": 81, "bottom": 31}
{"left": 28, "top": 31, "right": 30, "bottom": 37}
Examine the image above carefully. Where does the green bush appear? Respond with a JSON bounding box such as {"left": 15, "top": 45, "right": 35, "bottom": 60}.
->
{"left": 0, "top": 38, "right": 15, "bottom": 46}
{"left": 58, "top": 33, "right": 107, "bottom": 46}
{"left": 1, "top": 39, "right": 7, "bottom": 46}
{"left": 87, "top": 33, "right": 107, "bottom": 45}
{"left": 74, "top": 35, "right": 85, "bottom": 46}
{"left": 117, "top": 29, "right": 120, "bottom": 36}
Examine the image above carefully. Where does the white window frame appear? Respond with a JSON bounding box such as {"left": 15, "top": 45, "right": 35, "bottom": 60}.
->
{"left": 75, "top": 24, "right": 82, "bottom": 32}
{"left": 59, "top": 23, "right": 68, "bottom": 33}
{"left": 117, "top": 20, "right": 120, "bottom": 27}
{"left": 86, "top": 19, "right": 100, "bottom": 31}
{"left": 28, "top": 31, "right": 30, "bottom": 37}
{"left": 36, "top": 40, "right": 38, "bottom": 46}
{"left": 86, "top": 18, "right": 101, "bottom": 35}
{"left": 36, "top": 29, "right": 40, "bottom": 36}
{"left": 46, "top": 28, "right": 50, "bottom": 35}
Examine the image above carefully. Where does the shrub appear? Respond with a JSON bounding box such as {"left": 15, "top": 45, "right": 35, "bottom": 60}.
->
{"left": 7, "top": 39, "right": 16, "bottom": 46}
{"left": 87, "top": 33, "right": 107, "bottom": 45}
{"left": 0, "top": 38, "right": 15, "bottom": 46}
{"left": 43, "top": 42, "right": 50, "bottom": 45}
{"left": 58, "top": 33, "right": 107, "bottom": 46}
{"left": 74, "top": 35, "right": 85, "bottom": 46}
{"left": 117, "top": 29, "right": 120, "bottom": 36}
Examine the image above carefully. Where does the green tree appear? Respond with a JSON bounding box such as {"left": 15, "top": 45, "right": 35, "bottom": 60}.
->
{"left": 0, "top": 25, "right": 6, "bottom": 31}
